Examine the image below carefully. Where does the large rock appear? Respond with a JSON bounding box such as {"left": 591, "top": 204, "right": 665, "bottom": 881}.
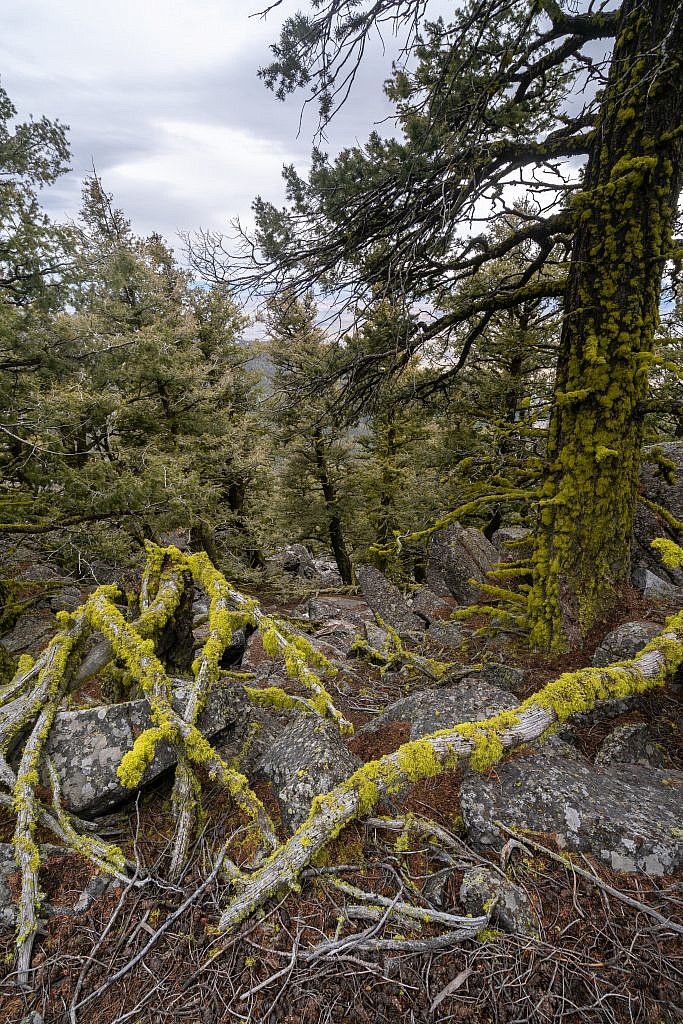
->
{"left": 362, "top": 678, "right": 519, "bottom": 741}
{"left": 255, "top": 716, "right": 361, "bottom": 830}
{"left": 478, "top": 662, "right": 528, "bottom": 696}
{"left": 305, "top": 595, "right": 372, "bottom": 627}
{"left": 269, "top": 544, "right": 318, "bottom": 579}
{"left": 595, "top": 722, "right": 671, "bottom": 769}
{"left": 425, "top": 619, "right": 465, "bottom": 650}
{"left": 311, "top": 555, "right": 344, "bottom": 589}
{"left": 1, "top": 612, "right": 55, "bottom": 656}
{"left": 461, "top": 754, "right": 683, "bottom": 875}
{"left": 303, "top": 595, "right": 374, "bottom": 653}
{"left": 425, "top": 524, "right": 498, "bottom": 603}
{"left": 355, "top": 564, "right": 425, "bottom": 638}
{"left": 633, "top": 567, "right": 683, "bottom": 602}
{"left": 43, "top": 681, "right": 248, "bottom": 816}
{"left": 631, "top": 503, "right": 683, "bottom": 590}
{"left": 592, "top": 621, "right": 662, "bottom": 667}
{"left": 410, "top": 587, "right": 455, "bottom": 624}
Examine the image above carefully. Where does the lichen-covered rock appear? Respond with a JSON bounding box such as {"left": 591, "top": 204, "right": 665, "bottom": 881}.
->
{"left": 49, "top": 585, "right": 83, "bottom": 612}
{"left": 425, "top": 523, "right": 497, "bottom": 603}
{"left": 633, "top": 567, "right": 683, "bottom": 602}
{"left": 410, "top": 587, "right": 456, "bottom": 623}
{"left": 302, "top": 595, "right": 373, "bottom": 655}
{"left": 595, "top": 722, "right": 671, "bottom": 769}
{"left": 43, "top": 681, "right": 247, "bottom": 816}
{"left": 592, "top": 621, "right": 662, "bottom": 667}
{"left": 362, "top": 678, "right": 518, "bottom": 741}
{"left": 355, "top": 563, "right": 425, "bottom": 638}
{"left": 425, "top": 619, "right": 465, "bottom": 649}
{"left": 305, "top": 595, "right": 373, "bottom": 628}
{"left": 459, "top": 865, "right": 537, "bottom": 937}
{"left": 214, "top": 703, "right": 288, "bottom": 775}
{"left": 1, "top": 612, "right": 55, "bottom": 655}
{"left": 311, "top": 555, "right": 344, "bottom": 588}
{"left": 477, "top": 662, "right": 527, "bottom": 696}
{"left": 270, "top": 544, "right": 318, "bottom": 579}
{"left": 461, "top": 754, "right": 683, "bottom": 875}
{"left": 254, "top": 716, "right": 361, "bottom": 831}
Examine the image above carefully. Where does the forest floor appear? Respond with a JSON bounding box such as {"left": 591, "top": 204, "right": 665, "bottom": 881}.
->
{"left": 0, "top": 578, "right": 682, "bottom": 1024}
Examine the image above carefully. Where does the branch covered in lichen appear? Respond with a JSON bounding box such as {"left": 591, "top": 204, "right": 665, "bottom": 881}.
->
{"left": 12, "top": 610, "right": 90, "bottom": 986}
{"left": 218, "top": 609, "right": 683, "bottom": 933}
{"left": 83, "top": 586, "right": 279, "bottom": 852}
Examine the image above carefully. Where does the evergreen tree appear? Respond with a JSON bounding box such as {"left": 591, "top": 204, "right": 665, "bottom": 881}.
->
{"left": 196, "top": 0, "right": 683, "bottom": 650}
{"left": 263, "top": 292, "right": 355, "bottom": 583}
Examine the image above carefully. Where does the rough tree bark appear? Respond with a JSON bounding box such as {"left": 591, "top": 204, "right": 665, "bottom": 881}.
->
{"left": 529, "top": 0, "right": 683, "bottom": 651}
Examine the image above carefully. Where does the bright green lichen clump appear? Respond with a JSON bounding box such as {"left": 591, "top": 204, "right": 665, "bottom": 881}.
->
{"left": 651, "top": 538, "right": 683, "bottom": 569}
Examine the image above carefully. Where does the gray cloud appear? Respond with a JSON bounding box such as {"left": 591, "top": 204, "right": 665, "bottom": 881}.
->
{"left": 2, "top": 0, "right": 401, "bottom": 247}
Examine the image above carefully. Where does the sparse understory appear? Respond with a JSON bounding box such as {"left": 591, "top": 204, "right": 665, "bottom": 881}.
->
{"left": 1, "top": 543, "right": 682, "bottom": 1021}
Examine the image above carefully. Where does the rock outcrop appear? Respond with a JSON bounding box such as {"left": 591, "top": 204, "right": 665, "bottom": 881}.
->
{"left": 461, "top": 754, "right": 683, "bottom": 875}
{"left": 425, "top": 523, "right": 498, "bottom": 603}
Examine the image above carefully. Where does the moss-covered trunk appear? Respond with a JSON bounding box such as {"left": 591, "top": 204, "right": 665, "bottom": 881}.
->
{"left": 529, "top": 0, "right": 682, "bottom": 651}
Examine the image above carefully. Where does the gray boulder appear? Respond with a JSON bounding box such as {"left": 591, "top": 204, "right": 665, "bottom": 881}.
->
{"left": 355, "top": 564, "right": 425, "bottom": 638}
{"left": 425, "top": 619, "right": 465, "bottom": 650}
{"left": 461, "top": 754, "right": 683, "bottom": 874}
{"left": 255, "top": 716, "right": 361, "bottom": 830}
{"left": 633, "top": 567, "right": 683, "bottom": 601}
{"left": 270, "top": 544, "right": 318, "bottom": 579}
{"left": 312, "top": 556, "right": 344, "bottom": 588}
{"left": 43, "top": 681, "right": 248, "bottom": 816}
{"left": 305, "top": 595, "right": 372, "bottom": 628}
{"left": 1, "top": 612, "right": 55, "bottom": 656}
{"left": 595, "top": 722, "right": 671, "bottom": 769}
{"left": 478, "top": 662, "right": 528, "bottom": 696}
{"left": 426, "top": 523, "right": 498, "bottom": 603}
{"left": 362, "top": 678, "right": 518, "bottom": 741}
{"left": 460, "top": 864, "right": 537, "bottom": 937}
{"left": 410, "top": 587, "right": 455, "bottom": 624}
{"left": 50, "top": 585, "right": 83, "bottom": 612}
{"left": 592, "top": 621, "right": 662, "bottom": 667}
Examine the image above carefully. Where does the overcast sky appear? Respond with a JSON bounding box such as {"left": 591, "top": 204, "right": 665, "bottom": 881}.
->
{"left": 2, "top": 0, "right": 403, "bottom": 246}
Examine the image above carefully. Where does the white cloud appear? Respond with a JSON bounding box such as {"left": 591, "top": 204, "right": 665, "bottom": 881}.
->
{"left": 1, "top": 0, "right": 398, "bottom": 248}
{"left": 4, "top": 0, "right": 293, "bottom": 81}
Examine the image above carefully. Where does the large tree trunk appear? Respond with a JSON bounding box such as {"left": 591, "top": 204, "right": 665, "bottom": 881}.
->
{"left": 529, "top": 0, "right": 683, "bottom": 651}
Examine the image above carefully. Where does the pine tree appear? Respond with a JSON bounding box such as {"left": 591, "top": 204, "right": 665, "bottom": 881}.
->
{"left": 197, "top": 0, "right": 683, "bottom": 650}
